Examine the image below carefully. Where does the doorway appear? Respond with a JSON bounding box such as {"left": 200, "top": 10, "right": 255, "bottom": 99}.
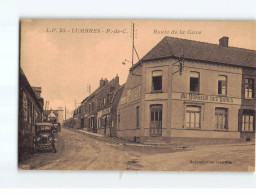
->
{"left": 150, "top": 104, "right": 162, "bottom": 136}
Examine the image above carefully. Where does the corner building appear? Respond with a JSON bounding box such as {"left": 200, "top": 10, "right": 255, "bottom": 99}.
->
{"left": 117, "top": 36, "right": 256, "bottom": 144}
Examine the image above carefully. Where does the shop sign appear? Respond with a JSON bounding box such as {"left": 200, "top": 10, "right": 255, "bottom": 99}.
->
{"left": 172, "top": 92, "right": 241, "bottom": 105}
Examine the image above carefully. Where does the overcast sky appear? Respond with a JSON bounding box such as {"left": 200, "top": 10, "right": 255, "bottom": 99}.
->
{"left": 20, "top": 20, "right": 256, "bottom": 116}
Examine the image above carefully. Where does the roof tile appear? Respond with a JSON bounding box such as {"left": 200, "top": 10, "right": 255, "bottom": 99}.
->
{"left": 142, "top": 36, "right": 256, "bottom": 68}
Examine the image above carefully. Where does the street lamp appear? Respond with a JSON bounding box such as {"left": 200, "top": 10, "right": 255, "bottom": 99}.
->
{"left": 122, "top": 59, "right": 132, "bottom": 65}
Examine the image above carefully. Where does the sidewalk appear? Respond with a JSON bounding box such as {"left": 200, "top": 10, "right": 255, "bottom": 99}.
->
{"left": 65, "top": 127, "right": 255, "bottom": 151}
{"left": 66, "top": 127, "right": 179, "bottom": 149}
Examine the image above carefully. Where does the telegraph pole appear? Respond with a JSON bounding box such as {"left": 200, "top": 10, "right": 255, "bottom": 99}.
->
{"left": 132, "top": 22, "right": 134, "bottom": 67}
{"left": 65, "top": 105, "right": 66, "bottom": 121}
{"left": 87, "top": 84, "right": 91, "bottom": 95}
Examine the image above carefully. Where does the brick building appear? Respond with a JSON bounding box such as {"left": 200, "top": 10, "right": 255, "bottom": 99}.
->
{"left": 117, "top": 36, "right": 256, "bottom": 144}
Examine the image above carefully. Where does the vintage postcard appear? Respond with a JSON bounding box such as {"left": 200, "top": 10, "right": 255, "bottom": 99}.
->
{"left": 18, "top": 19, "right": 255, "bottom": 171}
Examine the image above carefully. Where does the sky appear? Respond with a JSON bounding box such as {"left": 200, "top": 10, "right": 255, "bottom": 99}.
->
{"left": 20, "top": 20, "right": 256, "bottom": 117}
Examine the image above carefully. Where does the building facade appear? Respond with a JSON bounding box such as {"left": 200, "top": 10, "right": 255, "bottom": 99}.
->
{"left": 80, "top": 76, "right": 122, "bottom": 136}
{"left": 73, "top": 106, "right": 82, "bottom": 129}
{"left": 19, "top": 68, "right": 44, "bottom": 162}
{"left": 117, "top": 36, "right": 256, "bottom": 144}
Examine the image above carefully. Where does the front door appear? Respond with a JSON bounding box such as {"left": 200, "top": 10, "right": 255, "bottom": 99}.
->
{"left": 150, "top": 105, "right": 162, "bottom": 136}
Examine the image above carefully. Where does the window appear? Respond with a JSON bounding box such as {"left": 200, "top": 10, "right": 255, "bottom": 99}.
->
{"left": 242, "top": 110, "right": 255, "bottom": 132}
{"left": 152, "top": 70, "right": 162, "bottom": 92}
{"left": 103, "top": 97, "right": 106, "bottom": 106}
{"left": 190, "top": 72, "right": 200, "bottom": 92}
{"left": 218, "top": 75, "right": 227, "bottom": 95}
{"left": 215, "top": 108, "right": 228, "bottom": 130}
{"left": 136, "top": 106, "right": 140, "bottom": 128}
{"left": 185, "top": 106, "right": 201, "bottom": 128}
{"left": 245, "top": 78, "right": 254, "bottom": 99}
{"left": 151, "top": 106, "right": 162, "bottom": 122}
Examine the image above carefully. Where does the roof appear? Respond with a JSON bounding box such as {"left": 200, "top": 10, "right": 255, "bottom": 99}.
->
{"left": 81, "top": 77, "right": 119, "bottom": 104}
{"left": 110, "top": 83, "right": 125, "bottom": 104}
{"left": 19, "top": 68, "right": 44, "bottom": 111}
{"left": 136, "top": 36, "right": 256, "bottom": 68}
{"left": 81, "top": 86, "right": 102, "bottom": 104}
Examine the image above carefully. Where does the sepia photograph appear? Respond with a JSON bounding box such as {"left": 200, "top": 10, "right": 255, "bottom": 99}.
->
{"left": 18, "top": 19, "right": 256, "bottom": 171}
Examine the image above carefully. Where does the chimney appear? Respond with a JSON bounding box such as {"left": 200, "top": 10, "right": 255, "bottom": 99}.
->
{"left": 32, "top": 87, "right": 42, "bottom": 97}
{"left": 104, "top": 78, "right": 108, "bottom": 85}
{"left": 100, "top": 78, "right": 104, "bottom": 87}
{"left": 219, "top": 36, "right": 229, "bottom": 47}
{"left": 115, "top": 74, "right": 119, "bottom": 84}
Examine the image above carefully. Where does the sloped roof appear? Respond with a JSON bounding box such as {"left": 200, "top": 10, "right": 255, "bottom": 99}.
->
{"left": 110, "top": 83, "right": 125, "bottom": 104}
{"left": 140, "top": 36, "right": 256, "bottom": 68}
{"left": 19, "top": 68, "right": 43, "bottom": 111}
{"left": 81, "top": 77, "right": 119, "bottom": 104}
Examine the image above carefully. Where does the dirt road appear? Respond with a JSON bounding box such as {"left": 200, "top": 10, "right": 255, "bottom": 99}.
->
{"left": 24, "top": 127, "right": 255, "bottom": 171}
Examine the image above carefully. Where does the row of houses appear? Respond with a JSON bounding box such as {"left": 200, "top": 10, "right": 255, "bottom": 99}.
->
{"left": 68, "top": 36, "right": 256, "bottom": 144}
{"left": 66, "top": 75, "right": 124, "bottom": 137}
